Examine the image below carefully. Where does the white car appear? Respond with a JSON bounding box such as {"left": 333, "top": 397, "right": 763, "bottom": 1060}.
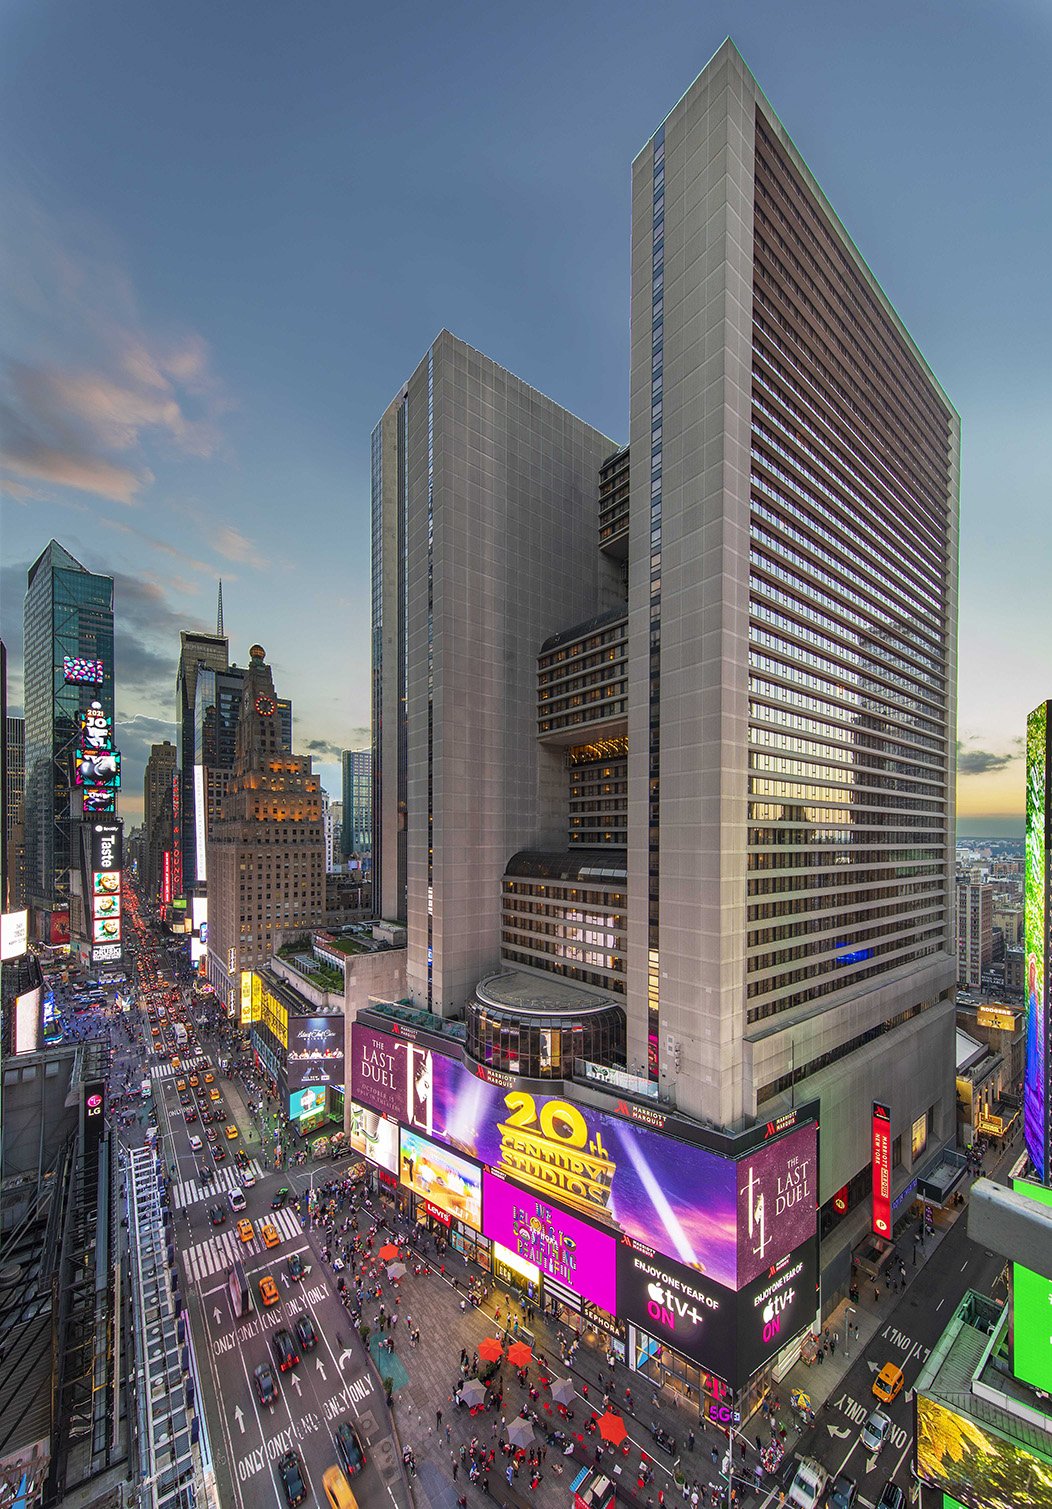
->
{"left": 228, "top": 1188, "right": 247, "bottom": 1213}
{"left": 188, "top": 1134, "right": 203, "bottom": 1152}
{"left": 240, "top": 1170, "right": 256, "bottom": 1188}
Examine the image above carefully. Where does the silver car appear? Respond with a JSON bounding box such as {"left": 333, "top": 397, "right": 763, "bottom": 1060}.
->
{"left": 861, "top": 1410, "right": 892, "bottom": 1454}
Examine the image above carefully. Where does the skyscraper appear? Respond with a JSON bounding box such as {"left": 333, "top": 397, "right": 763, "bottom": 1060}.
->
{"left": 4, "top": 713, "right": 25, "bottom": 914}
{"left": 206, "top": 645, "right": 323, "bottom": 1012}
{"left": 143, "top": 740, "right": 177, "bottom": 905}
{"left": 22, "top": 542, "right": 115, "bottom": 936}
{"left": 340, "top": 748, "right": 372, "bottom": 865}
{"left": 175, "top": 626, "right": 228, "bottom": 892}
{"left": 374, "top": 41, "right": 959, "bottom": 1291}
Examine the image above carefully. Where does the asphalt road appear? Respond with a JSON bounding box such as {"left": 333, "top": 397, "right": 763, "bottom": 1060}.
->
{"left": 791, "top": 1211, "right": 1004, "bottom": 1506}
{"left": 137, "top": 957, "right": 408, "bottom": 1509}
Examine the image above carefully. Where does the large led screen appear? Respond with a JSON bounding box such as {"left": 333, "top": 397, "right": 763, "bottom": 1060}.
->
{"left": 63, "top": 656, "right": 104, "bottom": 685}
{"left": 349, "top": 1101, "right": 400, "bottom": 1175}
{"left": 616, "top": 1237, "right": 733, "bottom": 1380}
{"left": 1025, "top": 702, "right": 1048, "bottom": 1181}
{"left": 287, "top": 1015, "right": 345, "bottom": 1093}
{"left": 484, "top": 1170, "right": 616, "bottom": 1313}
{"left": 735, "top": 1238, "right": 817, "bottom": 1383}
{"left": 400, "top": 1127, "right": 482, "bottom": 1230}
{"left": 1011, "top": 1176, "right": 1052, "bottom": 1393}
{"left": 350, "top": 1025, "right": 816, "bottom": 1288}
{"left": 915, "top": 1392, "right": 1052, "bottom": 1509}
{"left": 73, "top": 749, "right": 120, "bottom": 787}
{"left": 289, "top": 1086, "right": 329, "bottom": 1122}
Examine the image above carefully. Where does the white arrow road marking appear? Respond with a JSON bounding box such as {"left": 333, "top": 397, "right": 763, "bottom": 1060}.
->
{"left": 234, "top": 1405, "right": 245, "bottom": 1433}
{"left": 826, "top": 1424, "right": 850, "bottom": 1438}
{"left": 316, "top": 1359, "right": 327, "bottom": 1382}
{"left": 866, "top": 1453, "right": 877, "bottom": 1474}
{"left": 213, "top": 1307, "right": 222, "bottom": 1323}
{"left": 866, "top": 1360, "right": 881, "bottom": 1372}
{"left": 291, "top": 1373, "right": 302, "bottom": 1393}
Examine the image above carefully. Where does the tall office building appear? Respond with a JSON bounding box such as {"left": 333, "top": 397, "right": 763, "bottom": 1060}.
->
{"left": 207, "top": 646, "right": 323, "bottom": 1013}
{"left": 957, "top": 881, "right": 993, "bottom": 989}
{"left": 340, "top": 748, "right": 372, "bottom": 865}
{"left": 175, "top": 626, "right": 229, "bottom": 893}
{"left": 23, "top": 542, "right": 116, "bottom": 935}
{"left": 5, "top": 713, "right": 26, "bottom": 914}
{"left": 374, "top": 42, "right": 959, "bottom": 1290}
{"left": 143, "top": 740, "right": 177, "bottom": 905}
{"left": 372, "top": 331, "right": 622, "bottom": 1009}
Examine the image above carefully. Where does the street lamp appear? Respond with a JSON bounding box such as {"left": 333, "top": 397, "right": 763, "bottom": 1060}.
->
{"left": 844, "top": 1305, "right": 856, "bottom": 1358}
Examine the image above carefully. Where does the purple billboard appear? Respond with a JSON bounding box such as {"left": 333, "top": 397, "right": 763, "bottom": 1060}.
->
{"left": 351, "top": 1024, "right": 816, "bottom": 1288}
{"left": 484, "top": 1171, "right": 617, "bottom": 1313}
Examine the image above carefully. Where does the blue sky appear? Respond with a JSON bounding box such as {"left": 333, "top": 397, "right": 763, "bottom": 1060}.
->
{"left": 1, "top": 0, "right": 1048, "bottom": 832}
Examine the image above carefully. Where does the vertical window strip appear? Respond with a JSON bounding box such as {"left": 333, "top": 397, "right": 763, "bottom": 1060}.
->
{"left": 647, "top": 127, "right": 665, "bottom": 1080}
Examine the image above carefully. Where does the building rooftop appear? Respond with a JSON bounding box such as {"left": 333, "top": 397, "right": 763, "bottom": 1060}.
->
{"left": 477, "top": 968, "right": 624, "bottom": 1018}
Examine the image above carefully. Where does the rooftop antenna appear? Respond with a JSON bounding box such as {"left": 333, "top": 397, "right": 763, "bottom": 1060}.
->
{"left": 217, "top": 579, "right": 224, "bottom": 637}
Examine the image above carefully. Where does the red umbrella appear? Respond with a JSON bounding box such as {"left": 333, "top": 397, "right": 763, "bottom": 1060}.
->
{"left": 478, "top": 1336, "right": 505, "bottom": 1363}
{"left": 378, "top": 1242, "right": 399, "bottom": 1261}
{"left": 507, "top": 1340, "right": 533, "bottom": 1368}
{"left": 597, "top": 1411, "right": 628, "bottom": 1446}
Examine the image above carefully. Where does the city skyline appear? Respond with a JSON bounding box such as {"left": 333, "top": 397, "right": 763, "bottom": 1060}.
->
{"left": 2, "top": 1, "right": 1049, "bottom": 833}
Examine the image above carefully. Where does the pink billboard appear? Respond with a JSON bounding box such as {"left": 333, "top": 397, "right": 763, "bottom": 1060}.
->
{"left": 483, "top": 1170, "right": 617, "bottom": 1312}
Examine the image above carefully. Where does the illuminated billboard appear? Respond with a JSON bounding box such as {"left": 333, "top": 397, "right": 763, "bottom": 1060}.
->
{"left": 73, "top": 749, "right": 120, "bottom": 788}
{"left": 872, "top": 1102, "right": 892, "bottom": 1237}
{"left": 93, "top": 916, "right": 121, "bottom": 944}
{"left": 349, "top": 1101, "right": 399, "bottom": 1174}
{"left": 1011, "top": 1175, "right": 1052, "bottom": 1393}
{"left": 915, "top": 1392, "right": 1052, "bottom": 1508}
{"left": 63, "top": 656, "right": 104, "bottom": 685}
{"left": 400, "top": 1127, "right": 482, "bottom": 1230}
{"left": 484, "top": 1169, "right": 616, "bottom": 1312}
{"left": 616, "top": 1237, "right": 732, "bottom": 1376}
{"left": 350, "top": 1024, "right": 816, "bottom": 1288}
{"left": 14, "top": 987, "right": 42, "bottom": 1055}
{"left": 79, "top": 700, "right": 112, "bottom": 749}
{"left": 1, "top": 909, "right": 28, "bottom": 961}
{"left": 290, "top": 1086, "right": 329, "bottom": 1122}
{"left": 1025, "top": 701, "right": 1049, "bottom": 1182}
{"left": 287, "top": 1015, "right": 345, "bottom": 1092}
{"left": 82, "top": 788, "right": 116, "bottom": 814}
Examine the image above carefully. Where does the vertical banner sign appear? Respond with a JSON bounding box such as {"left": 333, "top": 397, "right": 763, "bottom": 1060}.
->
{"left": 872, "top": 1102, "right": 892, "bottom": 1238}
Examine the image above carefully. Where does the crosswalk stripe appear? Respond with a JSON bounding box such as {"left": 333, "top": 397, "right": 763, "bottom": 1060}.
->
{"left": 173, "top": 1158, "right": 265, "bottom": 1208}
{"left": 182, "top": 1205, "right": 304, "bottom": 1283}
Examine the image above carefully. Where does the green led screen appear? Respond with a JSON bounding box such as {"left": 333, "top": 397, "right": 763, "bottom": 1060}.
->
{"left": 1024, "top": 703, "right": 1049, "bottom": 1181}
{"left": 1012, "top": 1175, "right": 1052, "bottom": 1392}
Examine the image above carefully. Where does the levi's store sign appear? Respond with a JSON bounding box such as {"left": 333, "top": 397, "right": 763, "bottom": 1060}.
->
{"left": 872, "top": 1102, "right": 892, "bottom": 1238}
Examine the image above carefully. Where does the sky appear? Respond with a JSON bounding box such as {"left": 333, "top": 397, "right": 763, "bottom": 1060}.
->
{"left": 1, "top": 0, "right": 1049, "bottom": 834}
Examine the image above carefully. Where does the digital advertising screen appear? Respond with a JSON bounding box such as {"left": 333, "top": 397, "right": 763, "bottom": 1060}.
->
{"left": 915, "top": 1392, "right": 1052, "bottom": 1509}
{"left": 350, "top": 1024, "right": 817, "bottom": 1288}
{"left": 616, "top": 1237, "right": 734, "bottom": 1380}
{"left": 1011, "top": 1176, "right": 1052, "bottom": 1393}
{"left": 1, "top": 909, "right": 29, "bottom": 961}
{"left": 483, "top": 1169, "right": 616, "bottom": 1311}
{"left": 349, "top": 1100, "right": 399, "bottom": 1174}
{"left": 287, "top": 1015, "right": 345, "bottom": 1092}
{"left": 74, "top": 749, "right": 121, "bottom": 788}
{"left": 872, "top": 1102, "right": 892, "bottom": 1237}
{"left": 79, "top": 700, "right": 112, "bottom": 749}
{"left": 93, "top": 870, "right": 120, "bottom": 896}
{"left": 93, "top": 892, "right": 121, "bottom": 921}
{"left": 735, "top": 1238, "right": 818, "bottom": 1383}
{"left": 289, "top": 1086, "right": 329, "bottom": 1122}
{"left": 14, "top": 987, "right": 42, "bottom": 1055}
{"left": 93, "top": 916, "right": 121, "bottom": 944}
{"left": 1025, "top": 701, "right": 1049, "bottom": 1182}
{"left": 90, "top": 823, "right": 123, "bottom": 876}
{"left": 82, "top": 789, "right": 116, "bottom": 815}
{"left": 92, "top": 941, "right": 122, "bottom": 963}
{"left": 400, "top": 1127, "right": 482, "bottom": 1230}
{"left": 63, "top": 656, "right": 104, "bottom": 685}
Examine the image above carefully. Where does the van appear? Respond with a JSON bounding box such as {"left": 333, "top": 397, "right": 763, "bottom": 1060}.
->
{"left": 787, "top": 1457, "right": 828, "bottom": 1509}
{"left": 322, "top": 1466, "right": 358, "bottom": 1509}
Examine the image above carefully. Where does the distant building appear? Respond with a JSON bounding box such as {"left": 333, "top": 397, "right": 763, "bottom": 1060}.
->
{"left": 958, "top": 881, "right": 994, "bottom": 988}
{"left": 5, "top": 710, "right": 26, "bottom": 912}
{"left": 206, "top": 646, "right": 324, "bottom": 1014}
{"left": 340, "top": 748, "right": 371, "bottom": 867}
{"left": 143, "top": 740, "right": 177, "bottom": 905}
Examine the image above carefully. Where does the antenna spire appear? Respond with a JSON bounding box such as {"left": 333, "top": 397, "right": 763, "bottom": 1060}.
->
{"left": 217, "top": 579, "right": 224, "bottom": 637}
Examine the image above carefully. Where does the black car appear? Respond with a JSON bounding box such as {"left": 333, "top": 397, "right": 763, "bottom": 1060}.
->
{"left": 335, "top": 1420, "right": 365, "bottom": 1478}
{"left": 235, "top": 1149, "right": 249, "bottom": 1169}
{"left": 271, "top": 1329, "right": 300, "bottom": 1372}
{"left": 208, "top": 1205, "right": 226, "bottom": 1227}
{"left": 253, "top": 1362, "right": 279, "bottom": 1408}
{"left": 828, "top": 1473, "right": 857, "bottom": 1509}
{"left": 211, "top": 1145, "right": 227, "bottom": 1162}
{"left": 271, "top": 1187, "right": 290, "bottom": 1209}
{"left": 287, "top": 1253, "right": 305, "bottom": 1281}
{"left": 278, "top": 1449, "right": 306, "bottom": 1508}
{"left": 875, "top": 1487, "right": 905, "bottom": 1509}
{"left": 184, "top": 1109, "right": 198, "bottom": 1123}
{"left": 294, "top": 1315, "right": 318, "bottom": 1353}
{"left": 198, "top": 1165, "right": 214, "bottom": 1183}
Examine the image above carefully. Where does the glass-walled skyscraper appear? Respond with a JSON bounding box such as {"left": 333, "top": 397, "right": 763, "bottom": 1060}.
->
{"left": 341, "top": 748, "right": 372, "bottom": 865}
{"left": 23, "top": 540, "right": 115, "bottom": 917}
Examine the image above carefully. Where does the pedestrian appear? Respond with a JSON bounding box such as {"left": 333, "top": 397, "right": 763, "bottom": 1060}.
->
{"left": 873, "top": 1284, "right": 880, "bottom": 1303}
{"left": 711, "top": 1446, "right": 719, "bottom": 1466}
{"left": 437, "top": 1409, "right": 443, "bottom": 1428}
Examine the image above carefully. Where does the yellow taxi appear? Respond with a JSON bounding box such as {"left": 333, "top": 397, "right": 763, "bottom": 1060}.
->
{"left": 210, "top": 1088, "right": 221, "bottom": 1101}
{"left": 189, "top": 1074, "right": 199, "bottom": 1087}
{"left": 176, "top": 1079, "right": 186, "bottom": 1092}
{"left": 323, "top": 1467, "right": 358, "bottom": 1509}
{"left": 261, "top": 1223, "right": 280, "bottom": 1249}
{"left": 258, "top": 1275, "right": 280, "bottom": 1307}
{"left": 872, "top": 1362, "right": 905, "bottom": 1404}
{"left": 236, "top": 1219, "right": 254, "bottom": 1243}
{"left": 225, "top": 1124, "right": 239, "bottom": 1139}
{"left": 171, "top": 1056, "right": 182, "bottom": 1071}
{"left": 151, "top": 1026, "right": 160, "bottom": 1037}
{"left": 204, "top": 1071, "right": 215, "bottom": 1083}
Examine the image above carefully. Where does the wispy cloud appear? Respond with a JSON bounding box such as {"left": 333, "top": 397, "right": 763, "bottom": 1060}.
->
{"left": 957, "top": 736, "right": 1024, "bottom": 777}
{"left": 1, "top": 201, "right": 231, "bottom": 507}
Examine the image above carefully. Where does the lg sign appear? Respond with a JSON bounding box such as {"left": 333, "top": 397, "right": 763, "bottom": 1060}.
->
{"left": 86, "top": 1094, "right": 103, "bottom": 1118}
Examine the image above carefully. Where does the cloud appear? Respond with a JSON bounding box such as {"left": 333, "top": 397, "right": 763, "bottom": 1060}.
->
{"left": 307, "top": 737, "right": 345, "bottom": 759}
{"left": 957, "top": 740, "right": 1019, "bottom": 776}
{"left": 213, "top": 525, "right": 265, "bottom": 570}
{"left": 1, "top": 202, "right": 230, "bottom": 507}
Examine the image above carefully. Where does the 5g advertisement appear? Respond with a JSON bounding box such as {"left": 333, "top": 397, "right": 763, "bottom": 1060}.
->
{"left": 351, "top": 1023, "right": 818, "bottom": 1386}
